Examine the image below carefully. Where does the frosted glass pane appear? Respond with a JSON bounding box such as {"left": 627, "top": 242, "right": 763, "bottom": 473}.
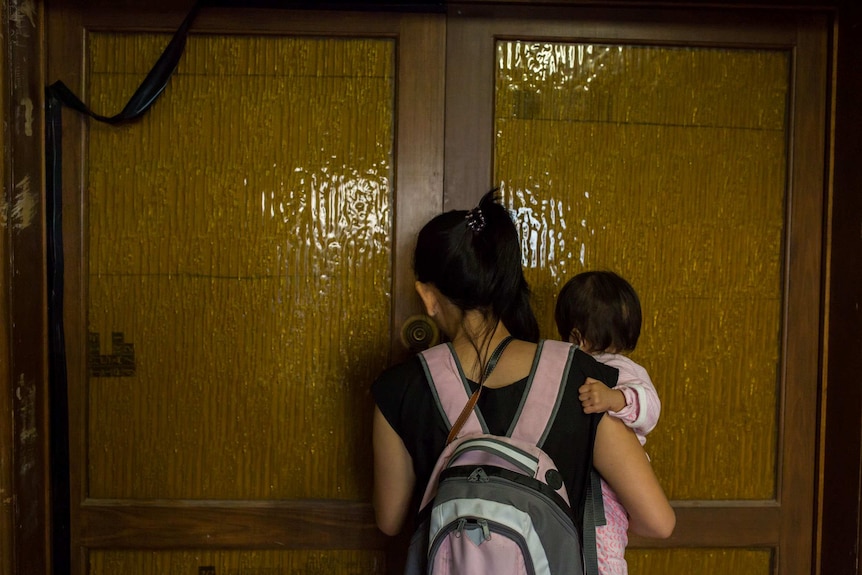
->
{"left": 89, "top": 549, "right": 384, "bottom": 575}
{"left": 495, "top": 42, "right": 788, "bottom": 500}
{"left": 628, "top": 547, "right": 773, "bottom": 575}
{"left": 86, "top": 33, "right": 395, "bottom": 499}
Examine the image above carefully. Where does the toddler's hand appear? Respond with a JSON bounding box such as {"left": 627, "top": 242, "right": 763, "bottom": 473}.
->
{"left": 579, "top": 378, "right": 626, "bottom": 414}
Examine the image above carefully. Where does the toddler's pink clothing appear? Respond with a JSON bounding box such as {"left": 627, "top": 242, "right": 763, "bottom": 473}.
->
{"left": 591, "top": 353, "right": 661, "bottom": 575}
{"left": 596, "top": 478, "right": 630, "bottom": 575}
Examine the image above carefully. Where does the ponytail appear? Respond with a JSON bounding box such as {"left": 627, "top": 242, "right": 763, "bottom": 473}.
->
{"left": 414, "top": 189, "right": 539, "bottom": 343}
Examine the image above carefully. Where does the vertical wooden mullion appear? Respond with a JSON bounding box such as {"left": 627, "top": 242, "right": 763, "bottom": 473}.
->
{"left": 390, "top": 13, "right": 446, "bottom": 365}
{"left": 778, "top": 12, "right": 829, "bottom": 575}
{"left": 443, "top": 13, "right": 495, "bottom": 210}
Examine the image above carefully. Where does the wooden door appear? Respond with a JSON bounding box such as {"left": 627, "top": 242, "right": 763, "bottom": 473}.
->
{"left": 444, "top": 4, "right": 827, "bottom": 574}
{"left": 46, "top": 3, "right": 444, "bottom": 574}
{"left": 46, "top": 2, "right": 830, "bottom": 574}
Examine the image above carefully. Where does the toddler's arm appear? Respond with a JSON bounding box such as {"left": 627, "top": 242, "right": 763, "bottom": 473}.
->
{"left": 595, "top": 354, "right": 661, "bottom": 438}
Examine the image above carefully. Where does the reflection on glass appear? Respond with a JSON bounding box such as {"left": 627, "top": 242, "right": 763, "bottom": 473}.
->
{"left": 498, "top": 42, "right": 618, "bottom": 93}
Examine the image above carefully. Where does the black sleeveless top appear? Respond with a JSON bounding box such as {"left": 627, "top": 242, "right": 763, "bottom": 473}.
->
{"left": 371, "top": 342, "right": 618, "bottom": 527}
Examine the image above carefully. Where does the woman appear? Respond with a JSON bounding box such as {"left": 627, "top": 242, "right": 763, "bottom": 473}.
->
{"left": 371, "top": 190, "right": 675, "bottom": 561}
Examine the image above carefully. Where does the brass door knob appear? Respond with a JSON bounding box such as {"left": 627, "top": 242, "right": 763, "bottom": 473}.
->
{"left": 400, "top": 315, "right": 439, "bottom": 351}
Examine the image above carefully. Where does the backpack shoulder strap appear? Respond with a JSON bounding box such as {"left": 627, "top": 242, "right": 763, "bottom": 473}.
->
{"left": 419, "top": 343, "right": 487, "bottom": 436}
{"left": 583, "top": 469, "right": 607, "bottom": 575}
{"left": 508, "top": 339, "right": 574, "bottom": 446}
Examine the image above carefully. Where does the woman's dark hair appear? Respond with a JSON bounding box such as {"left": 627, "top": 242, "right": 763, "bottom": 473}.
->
{"left": 554, "top": 270, "right": 642, "bottom": 353}
{"left": 413, "top": 189, "right": 539, "bottom": 343}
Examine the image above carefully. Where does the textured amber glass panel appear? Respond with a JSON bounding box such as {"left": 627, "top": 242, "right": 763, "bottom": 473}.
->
{"left": 495, "top": 43, "right": 788, "bottom": 499}
{"left": 86, "top": 34, "right": 394, "bottom": 499}
{"left": 89, "top": 549, "right": 384, "bottom": 575}
{"left": 627, "top": 548, "right": 772, "bottom": 574}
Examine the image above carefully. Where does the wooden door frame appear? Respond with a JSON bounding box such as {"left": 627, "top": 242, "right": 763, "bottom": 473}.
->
{"left": 817, "top": 0, "right": 862, "bottom": 573}
{"left": 4, "top": 0, "right": 51, "bottom": 574}
{"left": 4, "top": 1, "right": 862, "bottom": 574}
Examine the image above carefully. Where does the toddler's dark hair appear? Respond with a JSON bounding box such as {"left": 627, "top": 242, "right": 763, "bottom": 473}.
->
{"left": 413, "top": 189, "right": 539, "bottom": 342}
{"left": 554, "top": 270, "right": 641, "bottom": 353}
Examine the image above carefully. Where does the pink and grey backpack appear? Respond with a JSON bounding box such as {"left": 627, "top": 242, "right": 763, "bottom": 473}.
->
{"left": 404, "top": 339, "right": 599, "bottom": 575}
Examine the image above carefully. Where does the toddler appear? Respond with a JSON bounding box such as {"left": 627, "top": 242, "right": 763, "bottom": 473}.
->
{"left": 555, "top": 270, "right": 661, "bottom": 575}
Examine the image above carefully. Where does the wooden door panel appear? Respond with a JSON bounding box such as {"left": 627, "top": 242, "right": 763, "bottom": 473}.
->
{"left": 48, "top": 4, "right": 444, "bottom": 574}
{"left": 446, "top": 5, "right": 826, "bottom": 574}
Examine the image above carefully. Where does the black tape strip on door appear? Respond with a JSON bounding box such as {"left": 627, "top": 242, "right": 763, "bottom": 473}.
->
{"left": 44, "top": 4, "right": 201, "bottom": 573}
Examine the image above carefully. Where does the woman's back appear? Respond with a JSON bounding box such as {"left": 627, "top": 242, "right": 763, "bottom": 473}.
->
{"left": 371, "top": 190, "right": 674, "bottom": 543}
{"left": 373, "top": 338, "right": 618, "bottom": 526}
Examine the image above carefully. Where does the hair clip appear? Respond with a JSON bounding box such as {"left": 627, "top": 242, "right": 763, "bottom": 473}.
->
{"left": 465, "top": 207, "right": 486, "bottom": 233}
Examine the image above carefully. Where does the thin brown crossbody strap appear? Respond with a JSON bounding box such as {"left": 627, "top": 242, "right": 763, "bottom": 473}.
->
{"left": 445, "top": 336, "right": 514, "bottom": 445}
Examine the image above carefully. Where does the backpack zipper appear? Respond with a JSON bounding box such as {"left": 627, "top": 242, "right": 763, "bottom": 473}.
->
{"left": 440, "top": 469, "right": 580, "bottom": 538}
{"left": 428, "top": 517, "right": 537, "bottom": 575}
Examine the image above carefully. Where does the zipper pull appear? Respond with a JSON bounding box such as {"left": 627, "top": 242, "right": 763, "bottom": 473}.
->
{"left": 468, "top": 467, "right": 489, "bottom": 483}
{"left": 479, "top": 519, "right": 491, "bottom": 541}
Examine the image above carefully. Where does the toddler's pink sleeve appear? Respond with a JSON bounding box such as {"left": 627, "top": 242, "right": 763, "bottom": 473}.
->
{"left": 601, "top": 355, "right": 661, "bottom": 440}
